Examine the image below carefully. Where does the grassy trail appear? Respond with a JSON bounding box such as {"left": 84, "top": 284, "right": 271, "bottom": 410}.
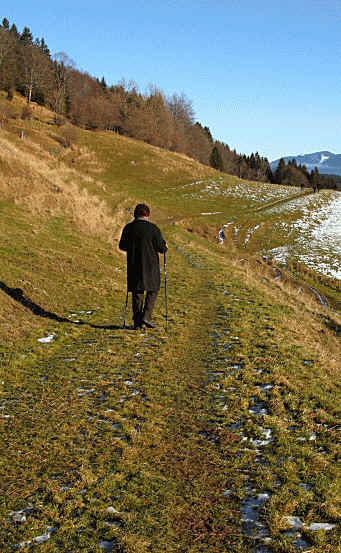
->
{"left": 0, "top": 98, "right": 340, "bottom": 551}
{"left": 253, "top": 190, "right": 313, "bottom": 214}
{"left": 1, "top": 234, "right": 340, "bottom": 552}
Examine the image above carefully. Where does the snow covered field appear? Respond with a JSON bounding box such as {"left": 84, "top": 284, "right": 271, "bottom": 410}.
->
{"left": 181, "top": 178, "right": 301, "bottom": 207}
{"left": 267, "top": 192, "right": 341, "bottom": 280}
{"left": 179, "top": 176, "right": 341, "bottom": 281}
{"left": 201, "top": 180, "right": 300, "bottom": 205}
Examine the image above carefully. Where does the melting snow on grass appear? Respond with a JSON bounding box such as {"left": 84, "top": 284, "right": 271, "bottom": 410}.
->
{"left": 201, "top": 211, "right": 223, "bottom": 215}
{"left": 249, "top": 427, "right": 272, "bottom": 447}
{"left": 178, "top": 177, "right": 303, "bottom": 207}
{"left": 267, "top": 191, "right": 341, "bottom": 280}
{"left": 77, "top": 387, "right": 95, "bottom": 397}
{"left": 200, "top": 180, "right": 300, "bottom": 206}
{"left": 99, "top": 540, "right": 116, "bottom": 552}
{"left": 245, "top": 223, "right": 263, "bottom": 245}
{"left": 241, "top": 491, "right": 271, "bottom": 538}
{"left": 283, "top": 515, "right": 336, "bottom": 532}
{"left": 37, "top": 334, "right": 55, "bottom": 343}
{"left": 17, "top": 527, "right": 57, "bottom": 549}
{"left": 10, "top": 505, "right": 34, "bottom": 523}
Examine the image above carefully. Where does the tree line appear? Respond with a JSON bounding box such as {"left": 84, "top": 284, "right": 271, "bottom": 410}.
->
{"left": 273, "top": 158, "right": 340, "bottom": 191}
{"left": 0, "top": 17, "right": 339, "bottom": 190}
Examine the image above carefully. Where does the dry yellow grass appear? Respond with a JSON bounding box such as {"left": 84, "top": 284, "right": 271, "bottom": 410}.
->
{"left": 236, "top": 257, "right": 341, "bottom": 379}
{"left": 1, "top": 98, "right": 340, "bottom": 551}
{"left": 178, "top": 230, "right": 341, "bottom": 381}
{"left": 0, "top": 131, "right": 124, "bottom": 240}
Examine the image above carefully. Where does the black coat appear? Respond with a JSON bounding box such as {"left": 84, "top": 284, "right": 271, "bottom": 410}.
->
{"left": 119, "top": 219, "right": 167, "bottom": 291}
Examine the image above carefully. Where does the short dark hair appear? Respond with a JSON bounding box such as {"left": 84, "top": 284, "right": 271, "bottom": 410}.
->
{"left": 134, "top": 204, "right": 150, "bottom": 218}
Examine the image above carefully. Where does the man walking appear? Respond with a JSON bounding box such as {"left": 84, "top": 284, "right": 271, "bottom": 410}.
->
{"left": 119, "top": 204, "right": 167, "bottom": 329}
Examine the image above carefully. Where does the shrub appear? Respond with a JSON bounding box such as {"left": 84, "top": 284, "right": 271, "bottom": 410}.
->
{"left": 54, "top": 115, "right": 66, "bottom": 127}
{"left": 21, "top": 106, "right": 33, "bottom": 120}
{"left": 0, "top": 104, "right": 17, "bottom": 126}
{"left": 59, "top": 126, "right": 79, "bottom": 148}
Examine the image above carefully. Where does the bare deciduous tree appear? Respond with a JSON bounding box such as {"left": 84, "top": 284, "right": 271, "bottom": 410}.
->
{"left": 20, "top": 43, "right": 52, "bottom": 103}
{"left": 52, "top": 52, "right": 75, "bottom": 114}
{"left": 167, "top": 92, "right": 195, "bottom": 125}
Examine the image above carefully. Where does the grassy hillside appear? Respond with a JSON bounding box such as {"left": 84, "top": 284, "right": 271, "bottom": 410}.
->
{"left": 0, "top": 95, "right": 340, "bottom": 553}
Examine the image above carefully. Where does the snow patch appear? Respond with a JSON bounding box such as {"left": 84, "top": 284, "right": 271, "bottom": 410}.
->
{"left": 267, "top": 192, "right": 341, "bottom": 280}
{"left": 37, "top": 334, "right": 55, "bottom": 343}
{"left": 306, "top": 522, "right": 336, "bottom": 531}
{"left": 249, "top": 401, "right": 268, "bottom": 416}
{"left": 99, "top": 540, "right": 116, "bottom": 552}
{"left": 106, "top": 506, "right": 121, "bottom": 514}
{"left": 77, "top": 387, "right": 95, "bottom": 397}
{"left": 17, "top": 527, "right": 56, "bottom": 548}
{"left": 284, "top": 516, "right": 335, "bottom": 532}
{"left": 201, "top": 211, "right": 223, "bottom": 215}
{"left": 249, "top": 428, "right": 272, "bottom": 447}
{"left": 241, "top": 492, "right": 271, "bottom": 538}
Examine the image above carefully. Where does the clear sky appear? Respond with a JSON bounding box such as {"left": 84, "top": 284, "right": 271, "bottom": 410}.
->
{"left": 2, "top": 0, "right": 341, "bottom": 160}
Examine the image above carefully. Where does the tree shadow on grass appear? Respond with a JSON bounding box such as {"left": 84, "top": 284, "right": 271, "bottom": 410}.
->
{"left": 0, "top": 282, "right": 124, "bottom": 330}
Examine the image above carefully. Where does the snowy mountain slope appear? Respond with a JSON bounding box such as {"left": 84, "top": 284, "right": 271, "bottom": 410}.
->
{"left": 271, "top": 151, "right": 341, "bottom": 175}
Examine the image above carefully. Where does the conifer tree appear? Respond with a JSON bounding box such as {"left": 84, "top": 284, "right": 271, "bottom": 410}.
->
{"left": 203, "top": 126, "right": 213, "bottom": 143}
{"left": 10, "top": 24, "right": 19, "bottom": 39}
{"left": 265, "top": 161, "right": 273, "bottom": 183}
{"left": 0, "top": 24, "right": 16, "bottom": 92}
{"left": 39, "top": 38, "right": 50, "bottom": 57}
{"left": 20, "top": 27, "right": 33, "bottom": 44}
{"left": 210, "top": 145, "right": 224, "bottom": 171}
{"left": 311, "top": 167, "right": 320, "bottom": 191}
{"left": 249, "top": 152, "right": 256, "bottom": 169}
{"left": 190, "top": 123, "right": 212, "bottom": 164}
{"left": 274, "top": 158, "right": 286, "bottom": 184}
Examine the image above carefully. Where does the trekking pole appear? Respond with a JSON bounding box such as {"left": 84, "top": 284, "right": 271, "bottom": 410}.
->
{"left": 123, "top": 289, "right": 129, "bottom": 328}
{"left": 164, "top": 252, "right": 168, "bottom": 332}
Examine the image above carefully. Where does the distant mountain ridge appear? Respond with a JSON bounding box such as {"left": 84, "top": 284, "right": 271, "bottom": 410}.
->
{"left": 271, "top": 151, "right": 341, "bottom": 176}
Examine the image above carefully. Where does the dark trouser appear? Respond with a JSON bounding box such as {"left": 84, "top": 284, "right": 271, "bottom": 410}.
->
{"left": 132, "top": 290, "right": 158, "bottom": 325}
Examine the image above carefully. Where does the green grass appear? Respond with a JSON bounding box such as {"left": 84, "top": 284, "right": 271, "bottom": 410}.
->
{"left": 0, "top": 95, "right": 340, "bottom": 552}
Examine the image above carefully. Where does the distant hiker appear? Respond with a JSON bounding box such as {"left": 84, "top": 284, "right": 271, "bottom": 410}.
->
{"left": 119, "top": 203, "right": 167, "bottom": 329}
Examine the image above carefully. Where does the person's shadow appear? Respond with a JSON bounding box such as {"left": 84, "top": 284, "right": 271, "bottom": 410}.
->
{"left": 0, "top": 282, "right": 123, "bottom": 330}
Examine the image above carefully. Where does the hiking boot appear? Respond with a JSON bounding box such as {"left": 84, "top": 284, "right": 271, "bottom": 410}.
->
{"left": 133, "top": 314, "right": 143, "bottom": 330}
{"left": 142, "top": 318, "right": 156, "bottom": 329}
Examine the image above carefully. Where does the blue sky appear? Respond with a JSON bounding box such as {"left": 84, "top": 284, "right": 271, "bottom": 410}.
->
{"left": 2, "top": 0, "right": 341, "bottom": 160}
